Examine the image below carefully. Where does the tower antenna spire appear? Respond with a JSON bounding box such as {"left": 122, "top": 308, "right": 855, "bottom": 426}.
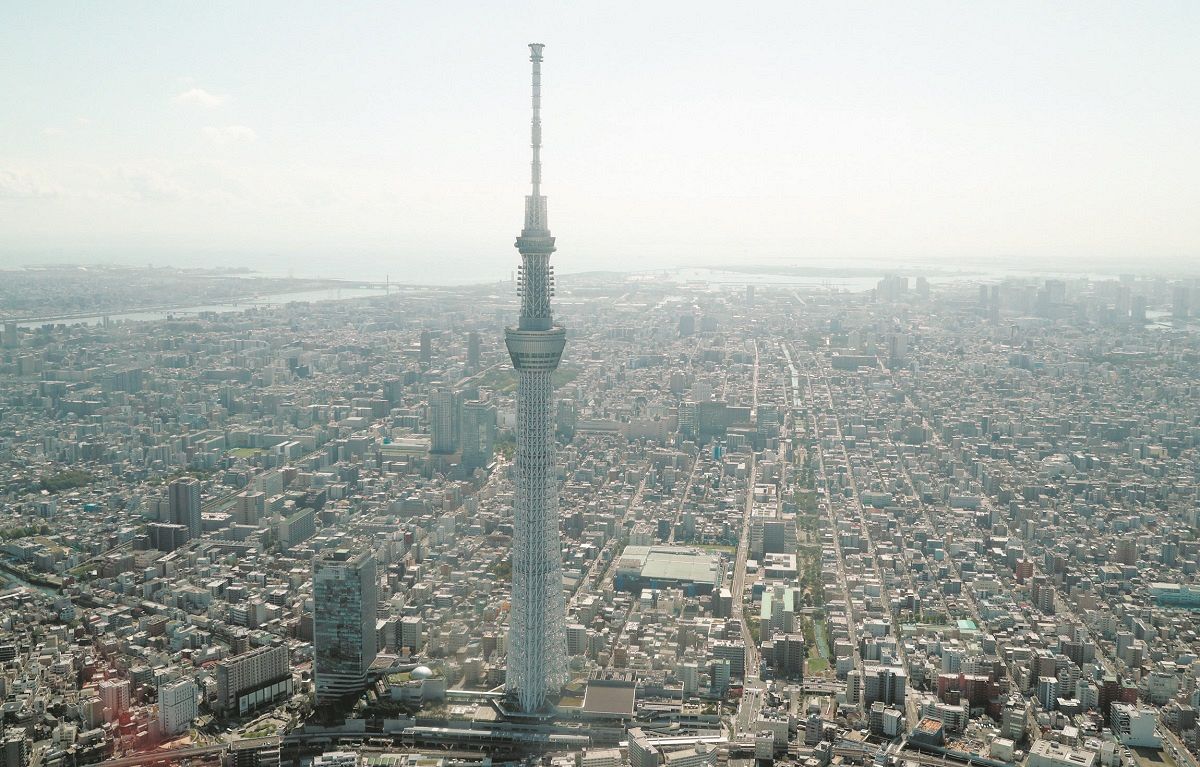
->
{"left": 529, "top": 43, "right": 544, "bottom": 200}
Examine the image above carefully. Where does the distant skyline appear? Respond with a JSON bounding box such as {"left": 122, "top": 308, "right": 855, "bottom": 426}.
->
{"left": 2, "top": 1, "right": 1198, "bottom": 281}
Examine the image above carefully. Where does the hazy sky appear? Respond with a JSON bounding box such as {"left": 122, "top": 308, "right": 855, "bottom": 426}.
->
{"left": 1, "top": 1, "right": 1198, "bottom": 281}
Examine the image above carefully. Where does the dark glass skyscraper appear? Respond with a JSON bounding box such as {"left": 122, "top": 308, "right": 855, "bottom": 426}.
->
{"left": 313, "top": 548, "right": 377, "bottom": 703}
{"left": 168, "top": 477, "right": 201, "bottom": 540}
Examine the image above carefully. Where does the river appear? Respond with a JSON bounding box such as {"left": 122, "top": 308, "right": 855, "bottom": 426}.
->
{"left": 17, "top": 285, "right": 390, "bottom": 329}
{"left": 0, "top": 560, "right": 62, "bottom": 596}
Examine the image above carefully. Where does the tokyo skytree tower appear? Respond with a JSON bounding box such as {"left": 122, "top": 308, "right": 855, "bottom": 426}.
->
{"left": 504, "top": 42, "right": 569, "bottom": 714}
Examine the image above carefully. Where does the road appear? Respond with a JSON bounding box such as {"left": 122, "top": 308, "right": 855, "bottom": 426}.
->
{"left": 732, "top": 342, "right": 762, "bottom": 736}
{"left": 97, "top": 745, "right": 225, "bottom": 767}
{"left": 666, "top": 446, "right": 703, "bottom": 545}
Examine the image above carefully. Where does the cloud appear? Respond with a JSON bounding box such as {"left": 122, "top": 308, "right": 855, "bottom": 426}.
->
{"left": 115, "top": 167, "right": 186, "bottom": 202}
{"left": 0, "top": 169, "right": 61, "bottom": 199}
{"left": 202, "top": 125, "right": 257, "bottom": 146}
{"left": 173, "top": 87, "right": 227, "bottom": 108}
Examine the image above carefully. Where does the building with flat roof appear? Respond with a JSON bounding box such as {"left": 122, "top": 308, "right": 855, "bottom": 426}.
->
{"left": 215, "top": 644, "right": 292, "bottom": 715}
{"left": 581, "top": 679, "right": 637, "bottom": 718}
{"left": 614, "top": 545, "right": 721, "bottom": 594}
{"left": 1149, "top": 582, "right": 1200, "bottom": 608}
{"left": 157, "top": 678, "right": 196, "bottom": 737}
{"left": 1026, "top": 739, "right": 1098, "bottom": 767}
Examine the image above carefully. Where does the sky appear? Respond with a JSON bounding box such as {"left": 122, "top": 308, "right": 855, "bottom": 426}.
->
{"left": 1, "top": 1, "right": 1198, "bottom": 283}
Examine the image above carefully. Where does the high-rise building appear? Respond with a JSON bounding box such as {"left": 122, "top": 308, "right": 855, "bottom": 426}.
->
{"left": 215, "top": 645, "right": 292, "bottom": 714}
{"left": 711, "top": 639, "right": 746, "bottom": 677}
{"left": 467, "top": 331, "right": 481, "bottom": 370}
{"left": 1173, "top": 284, "right": 1191, "bottom": 320}
{"left": 98, "top": 678, "right": 130, "bottom": 721}
{"left": 679, "top": 314, "right": 695, "bottom": 337}
{"left": 429, "top": 389, "right": 460, "bottom": 455}
{"left": 229, "top": 737, "right": 281, "bottom": 767}
{"left": 556, "top": 398, "right": 576, "bottom": 441}
{"left": 863, "top": 665, "right": 907, "bottom": 707}
{"left": 1115, "top": 538, "right": 1138, "bottom": 565}
{"left": 399, "top": 616, "right": 424, "bottom": 653}
{"left": 313, "top": 549, "right": 378, "bottom": 703}
{"left": 460, "top": 399, "right": 496, "bottom": 472}
{"left": 771, "top": 633, "right": 805, "bottom": 681}
{"left": 566, "top": 623, "right": 588, "bottom": 656}
{"left": 627, "top": 728, "right": 661, "bottom": 767}
{"left": 0, "top": 730, "right": 31, "bottom": 767}
{"left": 157, "top": 678, "right": 197, "bottom": 737}
{"left": 147, "top": 522, "right": 189, "bottom": 552}
{"left": 419, "top": 329, "right": 433, "bottom": 367}
{"left": 168, "top": 477, "right": 201, "bottom": 540}
{"left": 504, "top": 43, "right": 569, "bottom": 714}
{"left": 1, "top": 321, "right": 17, "bottom": 349}
{"left": 1037, "top": 676, "right": 1059, "bottom": 711}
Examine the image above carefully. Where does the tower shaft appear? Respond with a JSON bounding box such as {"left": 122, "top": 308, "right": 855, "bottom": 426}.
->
{"left": 504, "top": 42, "right": 568, "bottom": 714}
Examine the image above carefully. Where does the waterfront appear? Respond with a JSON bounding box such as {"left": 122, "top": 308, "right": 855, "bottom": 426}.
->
{"left": 17, "top": 285, "right": 390, "bottom": 329}
{"left": 0, "top": 560, "right": 61, "bottom": 596}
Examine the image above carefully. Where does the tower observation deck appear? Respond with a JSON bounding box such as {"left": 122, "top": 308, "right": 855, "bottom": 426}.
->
{"left": 503, "top": 42, "right": 569, "bottom": 714}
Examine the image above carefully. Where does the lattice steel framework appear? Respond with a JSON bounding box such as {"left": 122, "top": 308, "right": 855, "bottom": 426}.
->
{"left": 503, "top": 42, "right": 569, "bottom": 714}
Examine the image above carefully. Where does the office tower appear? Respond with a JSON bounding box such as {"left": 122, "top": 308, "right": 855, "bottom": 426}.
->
{"left": 556, "top": 397, "right": 576, "bottom": 441}
{"left": 429, "top": 389, "right": 460, "bottom": 454}
{"left": 157, "top": 678, "right": 197, "bottom": 737}
{"left": 756, "top": 403, "right": 779, "bottom": 447}
{"left": 1131, "top": 294, "right": 1148, "bottom": 324}
{"left": 419, "top": 329, "right": 433, "bottom": 367}
{"left": 313, "top": 549, "right": 378, "bottom": 703}
{"left": 680, "top": 662, "right": 699, "bottom": 696}
{"left": 1173, "top": 284, "right": 1191, "bottom": 320}
{"left": 745, "top": 284, "right": 755, "bottom": 306}
{"left": 467, "top": 331, "right": 481, "bottom": 370}
{"left": 504, "top": 43, "right": 569, "bottom": 714}
{"left": 168, "top": 477, "right": 201, "bottom": 540}
{"left": 215, "top": 645, "right": 292, "bottom": 714}
{"left": 679, "top": 313, "right": 696, "bottom": 337}
{"left": 399, "top": 616, "right": 424, "bottom": 653}
{"left": 461, "top": 399, "right": 496, "bottom": 472}
{"left": 709, "top": 659, "right": 731, "bottom": 694}
{"left": 678, "top": 400, "right": 697, "bottom": 439}
{"left": 151, "top": 522, "right": 191, "bottom": 552}
{"left": 711, "top": 639, "right": 746, "bottom": 677}
{"left": 887, "top": 332, "right": 908, "bottom": 366}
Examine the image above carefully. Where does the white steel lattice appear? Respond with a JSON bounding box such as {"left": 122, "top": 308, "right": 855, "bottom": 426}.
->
{"left": 503, "top": 42, "right": 569, "bottom": 714}
{"left": 506, "top": 368, "right": 569, "bottom": 712}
